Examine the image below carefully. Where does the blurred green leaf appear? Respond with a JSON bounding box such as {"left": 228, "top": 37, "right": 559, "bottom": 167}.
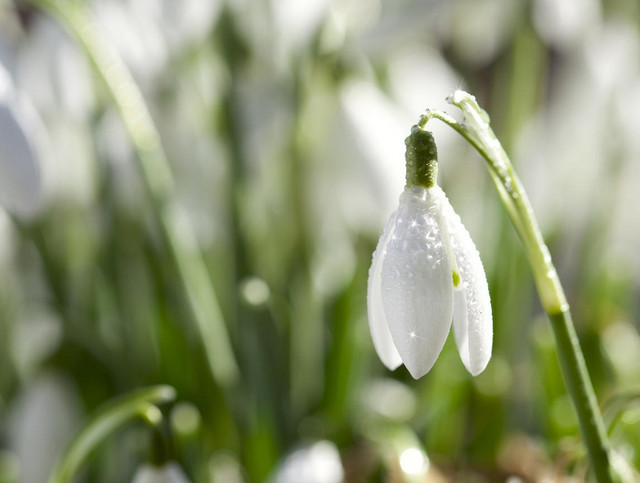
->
{"left": 48, "top": 385, "right": 176, "bottom": 483}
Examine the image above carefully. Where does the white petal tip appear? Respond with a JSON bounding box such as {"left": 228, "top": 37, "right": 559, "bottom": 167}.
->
{"left": 383, "top": 360, "right": 403, "bottom": 372}
{"left": 458, "top": 345, "right": 492, "bottom": 377}
{"left": 405, "top": 359, "right": 437, "bottom": 380}
{"left": 467, "top": 360, "right": 490, "bottom": 377}
{"left": 408, "top": 370, "right": 424, "bottom": 380}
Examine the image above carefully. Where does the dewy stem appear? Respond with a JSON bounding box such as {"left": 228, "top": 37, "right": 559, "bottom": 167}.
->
{"left": 420, "top": 91, "right": 616, "bottom": 482}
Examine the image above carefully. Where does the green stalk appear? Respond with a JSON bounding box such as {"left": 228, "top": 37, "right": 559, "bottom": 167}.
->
{"left": 48, "top": 385, "right": 176, "bottom": 483}
{"left": 419, "top": 91, "right": 616, "bottom": 482}
{"left": 29, "top": 0, "right": 239, "bottom": 386}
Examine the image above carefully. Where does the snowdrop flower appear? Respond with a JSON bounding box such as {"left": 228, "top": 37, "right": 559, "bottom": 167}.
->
{"left": 368, "top": 127, "right": 492, "bottom": 378}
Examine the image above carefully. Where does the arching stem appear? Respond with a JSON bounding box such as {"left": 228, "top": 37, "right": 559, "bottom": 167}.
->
{"left": 419, "top": 91, "right": 616, "bottom": 482}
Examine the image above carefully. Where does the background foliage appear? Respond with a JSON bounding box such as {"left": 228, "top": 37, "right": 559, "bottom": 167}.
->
{"left": 0, "top": 0, "right": 639, "bottom": 481}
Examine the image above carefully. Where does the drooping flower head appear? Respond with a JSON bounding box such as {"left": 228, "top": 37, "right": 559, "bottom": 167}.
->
{"left": 368, "top": 126, "right": 492, "bottom": 378}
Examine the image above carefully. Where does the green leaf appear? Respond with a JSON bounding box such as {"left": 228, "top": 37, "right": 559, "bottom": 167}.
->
{"left": 48, "top": 385, "right": 176, "bottom": 483}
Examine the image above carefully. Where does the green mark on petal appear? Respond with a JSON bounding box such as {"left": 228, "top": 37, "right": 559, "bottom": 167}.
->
{"left": 452, "top": 270, "right": 460, "bottom": 287}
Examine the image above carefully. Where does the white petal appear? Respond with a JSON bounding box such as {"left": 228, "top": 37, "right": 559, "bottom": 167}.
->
{"left": 368, "top": 211, "right": 403, "bottom": 370}
{"left": 381, "top": 187, "right": 454, "bottom": 379}
{"left": 438, "top": 187, "right": 492, "bottom": 376}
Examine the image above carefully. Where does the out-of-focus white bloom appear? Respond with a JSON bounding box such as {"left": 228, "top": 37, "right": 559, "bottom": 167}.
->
{"left": 272, "top": 0, "right": 329, "bottom": 51}
{"left": 368, "top": 130, "right": 492, "bottom": 378}
{"left": 7, "top": 373, "right": 81, "bottom": 483}
{"left": 340, "top": 79, "right": 410, "bottom": 219}
{"left": 151, "top": 0, "right": 221, "bottom": 52}
{"left": 131, "top": 462, "right": 191, "bottom": 483}
{"left": 584, "top": 20, "right": 639, "bottom": 92}
{"left": 515, "top": 18, "right": 640, "bottom": 278}
{"left": 302, "top": 80, "right": 406, "bottom": 296}
{"left": 15, "top": 17, "right": 94, "bottom": 122}
{"left": 361, "top": 378, "right": 416, "bottom": 421}
{"left": 387, "top": 48, "right": 460, "bottom": 124}
{"left": 209, "top": 451, "right": 244, "bottom": 483}
{"left": 0, "top": 62, "right": 48, "bottom": 218}
{"left": 446, "top": 0, "right": 522, "bottom": 67}
{"left": 12, "top": 309, "right": 62, "bottom": 379}
{"left": 602, "top": 321, "right": 640, "bottom": 385}
{"left": 608, "top": 78, "right": 640, "bottom": 276}
{"left": 14, "top": 18, "right": 95, "bottom": 206}
{"left": 271, "top": 441, "right": 343, "bottom": 483}
{"left": 533, "top": 0, "right": 601, "bottom": 48}
{"left": 329, "top": 0, "right": 380, "bottom": 41}
{"left": 93, "top": 0, "right": 168, "bottom": 83}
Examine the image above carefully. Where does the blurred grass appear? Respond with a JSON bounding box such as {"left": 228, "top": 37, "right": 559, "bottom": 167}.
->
{"left": 0, "top": 0, "right": 639, "bottom": 482}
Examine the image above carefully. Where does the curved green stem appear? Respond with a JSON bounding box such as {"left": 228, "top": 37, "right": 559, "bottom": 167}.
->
{"left": 420, "top": 91, "right": 616, "bottom": 482}
{"left": 48, "top": 385, "right": 176, "bottom": 483}
{"left": 28, "top": 0, "right": 239, "bottom": 387}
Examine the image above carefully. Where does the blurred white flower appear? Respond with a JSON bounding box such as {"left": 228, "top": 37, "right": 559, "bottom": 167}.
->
{"left": 533, "top": 0, "right": 601, "bottom": 49}
{"left": 304, "top": 79, "right": 408, "bottom": 297}
{"left": 361, "top": 378, "right": 416, "bottom": 421}
{"left": 0, "top": 62, "right": 48, "bottom": 218}
{"left": 446, "top": 0, "right": 522, "bottom": 67}
{"left": 368, "top": 130, "right": 492, "bottom": 378}
{"left": 354, "top": 1, "right": 441, "bottom": 58}
{"left": 209, "top": 451, "right": 245, "bottom": 483}
{"left": 340, "top": 79, "right": 409, "bottom": 220}
{"left": 151, "top": 0, "right": 221, "bottom": 52}
{"left": 93, "top": 0, "right": 167, "bottom": 84}
{"left": 608, "top": 79, "right": 640, "bottom": 275}
{"left": 387, "top": 47, "right": 461, "bottom": 123}
{"left": 602, "top": 321, "right": 640, "bottom": 385}
{"left": 7, "top": 373, "right": 81, "bottom": 483}
{"left": 45, "top": 118, "right": 97, "bottom": 205}
{"left": 12, "top": 308, "right": 62, "bottom": 379}
{"left": 584, "top": 19, "right": 639, "bottom": 92}
{"left": 515, "top": 18, "right": 640, "bottom": 280}
{"left": 131, "top": 462, "right": 191, "bottom": 483}
{"left": 0, "top": 209, "right": 14, "bottom": 265}
{"left": 15, "top": 16, "right": 94, "bottom": 122}
{"left": 14, "top": 17, "right": 95, "bottom": 206}
{"left": 329, "top": 0, "right": 381, "bottom": 41}
{"left": 272, "top": 0, "right": 329, "bottom": 51}
{"left": 271, "top": 441, "right": 343, "bottom": 483}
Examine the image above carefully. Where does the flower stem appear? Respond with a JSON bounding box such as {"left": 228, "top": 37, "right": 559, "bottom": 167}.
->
{"left": 420, "top": 91, "right": 616, "bottom": 482}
